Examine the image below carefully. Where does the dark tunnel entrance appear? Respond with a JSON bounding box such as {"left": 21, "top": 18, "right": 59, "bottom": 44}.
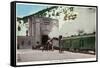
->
{"left": 41, "top": 35, "right": 49, "bottom": 45}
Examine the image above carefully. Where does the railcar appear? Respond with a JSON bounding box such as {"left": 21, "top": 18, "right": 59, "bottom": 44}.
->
{"left": 62, "top": 34, "right": 95, "bottom": 52}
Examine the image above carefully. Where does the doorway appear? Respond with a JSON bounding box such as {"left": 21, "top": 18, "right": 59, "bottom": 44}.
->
{"left": 41, "top": 35, "right": 49, "bottom": 45}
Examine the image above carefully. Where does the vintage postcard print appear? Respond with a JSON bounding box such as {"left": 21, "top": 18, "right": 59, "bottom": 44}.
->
{"left": 11, "top": 1, "right": 98, "bottom": 67}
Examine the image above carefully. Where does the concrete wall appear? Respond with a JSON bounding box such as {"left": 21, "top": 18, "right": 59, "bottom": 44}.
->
{"left": 17, "top": 36, "right": 34, "bottom": 49}
{"left": 28, "top": 17, "right": 57, "bottom": 46}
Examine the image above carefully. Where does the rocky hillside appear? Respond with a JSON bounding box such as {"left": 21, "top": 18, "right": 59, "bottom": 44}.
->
{"left": 16, "top": 6, "right": 96, "bottom": 37}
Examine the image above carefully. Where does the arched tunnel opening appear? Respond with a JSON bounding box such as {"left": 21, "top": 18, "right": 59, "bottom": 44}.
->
{"left": 41, "top": 35, "right": 49, "bottom": 46}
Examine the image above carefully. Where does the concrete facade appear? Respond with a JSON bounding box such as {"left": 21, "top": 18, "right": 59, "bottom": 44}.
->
{"left": 17, "top": 17, "right": 58, "bottom": 49}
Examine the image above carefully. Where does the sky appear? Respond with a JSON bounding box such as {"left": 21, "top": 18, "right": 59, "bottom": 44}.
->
{"left": 16, "top": 3, "right": 48, "bottom": 17}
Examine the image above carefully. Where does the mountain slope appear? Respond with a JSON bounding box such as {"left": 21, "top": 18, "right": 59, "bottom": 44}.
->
{"left": 16, "top": 6, "right": 96, "bottom": 37}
